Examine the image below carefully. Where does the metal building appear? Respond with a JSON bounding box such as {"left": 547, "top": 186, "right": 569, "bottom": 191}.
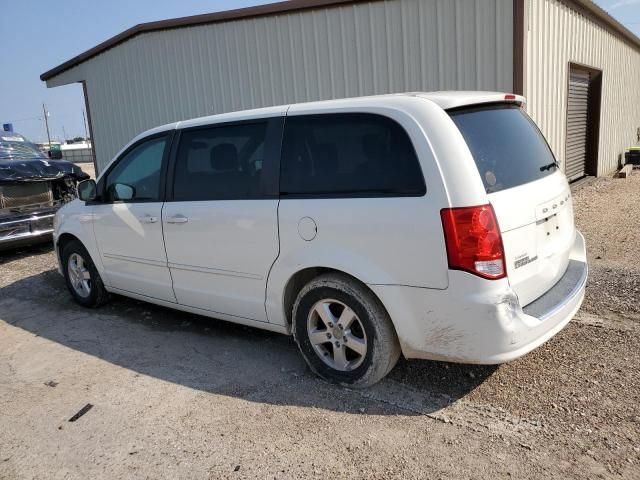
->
{"left": 41, "top": 0, "right": 640, "bottom": 179}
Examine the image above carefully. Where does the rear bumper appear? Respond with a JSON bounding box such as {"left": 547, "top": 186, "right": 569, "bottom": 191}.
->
{"left": 0, "top": 209, "right": 56, "bottom": 250}
{"left": 371, "top": 231, "right": 588, "bottom": 364}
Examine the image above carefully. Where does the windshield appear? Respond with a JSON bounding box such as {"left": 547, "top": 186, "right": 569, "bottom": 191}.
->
{"left": 450, "top": 104, "right": 558, "bottom": 194}
{"left": 0, "top": 136, "right": 48, "bottom": 160}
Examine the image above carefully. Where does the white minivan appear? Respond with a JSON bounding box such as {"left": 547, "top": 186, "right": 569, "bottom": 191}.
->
{"left": 55, "top": 92, "right": 587, "bottom": 387}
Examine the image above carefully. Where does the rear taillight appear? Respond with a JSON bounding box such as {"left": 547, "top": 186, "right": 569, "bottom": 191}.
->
{"left": 440, "top": 204, "right": 506, "bottom": 280}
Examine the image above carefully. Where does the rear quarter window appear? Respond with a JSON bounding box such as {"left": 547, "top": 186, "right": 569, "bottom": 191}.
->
{"left": 450, "top": 105, "right": 559, "bottom": 193}
{"left": 280, "top": 113, "right": 426, "bottom": 197}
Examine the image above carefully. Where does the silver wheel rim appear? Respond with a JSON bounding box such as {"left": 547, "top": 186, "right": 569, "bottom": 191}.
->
{"left": 67, "top": 253, "right": 92, "bottom": 298}
{"left": 306, "top": 299, "right": 368, "bottom": 372}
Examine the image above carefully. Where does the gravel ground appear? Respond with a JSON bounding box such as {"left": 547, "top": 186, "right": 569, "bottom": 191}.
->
{"left": 573, "top": 172, "right": 640, "bottom": 317}
{"left": 0, "top": 173, "right": 639, "bottom": 479}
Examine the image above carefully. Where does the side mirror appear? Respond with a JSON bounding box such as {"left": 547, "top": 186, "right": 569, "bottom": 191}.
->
{"left": 48, "top": 149, "right": 63, "bottom": 160}
{"left": 111, "top": 183, "right": 135, "bottom": 201}
{"left": 77, "top": 179, "right": 97, "bottom": 202}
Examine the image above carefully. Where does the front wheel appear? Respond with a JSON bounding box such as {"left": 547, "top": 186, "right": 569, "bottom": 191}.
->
{"left": 61, "top": 240, "right": 109, "bottom": 308}
{"left": 293, "top": 273, "right": 400, "bottom": 388}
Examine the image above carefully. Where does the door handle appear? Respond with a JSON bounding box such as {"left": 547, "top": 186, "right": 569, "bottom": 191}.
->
{"left": 139, "top": 215, "right": 158, "bottom": 224}
{"left": 166, "top": 214, "right": 189, "bottom": 224}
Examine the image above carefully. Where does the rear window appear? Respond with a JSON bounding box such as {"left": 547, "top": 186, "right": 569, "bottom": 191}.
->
{"left": 450, "top": 105, "right": 558, "bottom": 194}
{"left": 280, "top": 113, "right": 425, "bottom": 197}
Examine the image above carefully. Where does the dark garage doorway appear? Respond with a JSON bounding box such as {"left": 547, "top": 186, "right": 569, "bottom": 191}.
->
{"left": 565, "top": 63, "right": 602, "bottom": 182}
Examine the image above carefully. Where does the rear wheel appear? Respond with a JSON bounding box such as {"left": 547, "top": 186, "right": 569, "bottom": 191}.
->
{"left": 293, "top": 273, "right": 400, "bottom": 387}
{"left": 61, "top": 240, "right": 109, "bottom": 308}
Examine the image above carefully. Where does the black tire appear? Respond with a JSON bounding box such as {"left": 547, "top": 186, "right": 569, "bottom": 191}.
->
{"left": 293, "top": 273, "right": 401, "bottom": 388}
{"left": 61, "top": 240, "right": 109, "bottom": 308}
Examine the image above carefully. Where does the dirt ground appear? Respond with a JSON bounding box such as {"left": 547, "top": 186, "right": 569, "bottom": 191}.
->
{"left": 78, "top": 162, "right": 95, "bottom": 179}
{"left": 1, "top": 172, "right": 639, "bottom": 480}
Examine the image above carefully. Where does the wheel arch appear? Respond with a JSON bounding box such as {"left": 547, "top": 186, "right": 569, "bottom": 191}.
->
{"left": 281, "top": 267, "right": 396, "bottom": 337}
{"left": 55, "top": 231, "right": 105, "bottom": 283}
{"left": 56, "top": 232, "right": 82, "bottom": 263}
{"left": 57, "top": 232, "right": 81, "bottom": 250}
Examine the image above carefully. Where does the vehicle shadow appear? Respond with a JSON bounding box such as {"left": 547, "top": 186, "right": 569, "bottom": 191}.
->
{"left": 0, "top": 268, "right": 498, "bottom": 416}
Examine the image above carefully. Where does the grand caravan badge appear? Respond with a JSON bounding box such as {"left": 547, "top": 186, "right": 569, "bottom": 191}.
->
{"left": 514, "top": 253, "right": 538, "bottom": 269}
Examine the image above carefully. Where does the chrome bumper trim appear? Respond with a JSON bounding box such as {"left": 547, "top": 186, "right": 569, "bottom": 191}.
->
{"left": 0, "top": 212, "right": 56, "bottom": 245}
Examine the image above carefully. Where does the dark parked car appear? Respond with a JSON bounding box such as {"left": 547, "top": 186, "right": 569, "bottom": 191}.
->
{"left": 0, "top": 132, "right": 88, "bottom": 250}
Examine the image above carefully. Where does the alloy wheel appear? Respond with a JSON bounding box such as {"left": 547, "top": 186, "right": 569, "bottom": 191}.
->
{"left": 67, "top": 253, "right": 92, "bottom": 298}
{"left": 306, "top": 299, "right": 368, "bottom": 371}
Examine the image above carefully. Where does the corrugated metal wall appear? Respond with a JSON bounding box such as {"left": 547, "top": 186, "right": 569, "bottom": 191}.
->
{"left": 526, "top": 0, "right": 640, "bottom": 176}
{"left": 47, "top": 0, "right": 514, "bottom": 171}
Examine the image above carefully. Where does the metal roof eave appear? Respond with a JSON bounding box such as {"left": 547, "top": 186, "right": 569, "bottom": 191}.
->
{"left": 40, "top": 0, "right": 640, "bottom": 82}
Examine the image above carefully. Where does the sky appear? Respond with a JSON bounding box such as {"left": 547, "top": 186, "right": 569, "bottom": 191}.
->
{"left": 1, "top": 0, "right": 639, "bottom": 143}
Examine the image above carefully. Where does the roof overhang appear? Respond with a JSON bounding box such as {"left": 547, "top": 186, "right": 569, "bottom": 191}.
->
{"left": 40, "top": 0, "right": 378, "bottom": 81}
{"left": 566, "top": 0, "right": 640, "bottom": 51}
{"left": 40, "top": 0, "right": 640, "bottom": 82}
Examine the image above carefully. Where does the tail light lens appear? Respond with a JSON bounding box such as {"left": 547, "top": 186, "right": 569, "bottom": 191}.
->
{"left": 440, "top": 204, "right": 506, "bottom": 280}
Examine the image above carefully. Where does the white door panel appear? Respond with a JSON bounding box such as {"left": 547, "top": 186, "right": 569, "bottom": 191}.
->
{"left": 93, "top": 202, "right": 176, "bottom": 302}
{"left": 162, "top": 200, "right": 279, "bottom": 321}
{"left": 92, "top": 133, "right": 174, "bottom": 302}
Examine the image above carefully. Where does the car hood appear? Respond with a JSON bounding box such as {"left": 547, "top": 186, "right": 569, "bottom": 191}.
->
{"left": 0, "top": 158, "right": 89, "bottom": 184}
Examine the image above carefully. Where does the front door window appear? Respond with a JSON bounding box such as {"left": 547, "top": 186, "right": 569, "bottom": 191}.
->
{"left": 105, "top": 137, "right": 167, "bottom": 202}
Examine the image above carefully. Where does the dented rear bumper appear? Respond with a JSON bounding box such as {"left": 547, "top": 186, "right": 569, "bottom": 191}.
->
{"left": 370, "top": 231, "right": 587, "bottom": 364}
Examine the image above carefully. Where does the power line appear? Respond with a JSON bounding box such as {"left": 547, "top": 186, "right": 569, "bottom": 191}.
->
{"left": 5, "top": 115, "right": 45, "bottom": 123}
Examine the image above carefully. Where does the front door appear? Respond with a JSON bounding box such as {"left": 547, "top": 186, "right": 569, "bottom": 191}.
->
{"left": 162, "top": 117, "right": 283, "bottom": 322}
{"left": 93, "top": 134, "right": 176, "bottom": 302}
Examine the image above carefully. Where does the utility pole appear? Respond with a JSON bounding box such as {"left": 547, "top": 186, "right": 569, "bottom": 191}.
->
{"left": 62, "top": 125, "right": 68, "bottom": 143}
{"left": 82, "top": 109, "right": 89, "bottom": 145}
{"left": 42, "top": 103, "right": 51, "bottom": 148}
